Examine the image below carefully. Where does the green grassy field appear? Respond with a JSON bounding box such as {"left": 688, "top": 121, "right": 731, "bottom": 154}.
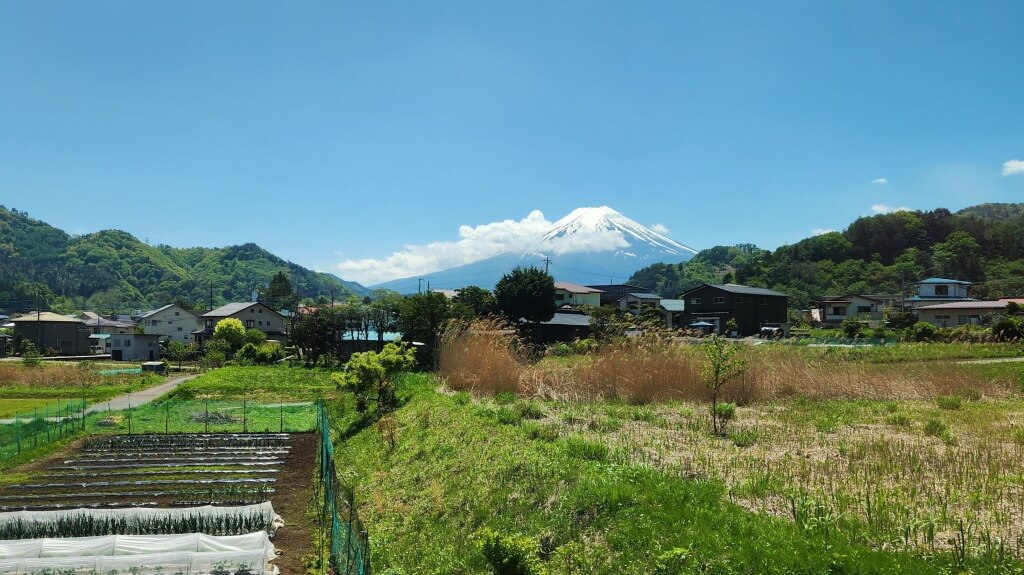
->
{"left": 331, "top": 374, "right": 1024, "bottom": 574}
{"left": 0, "top": 398, "right": 72, "bottom": 418}
{"left": 166, "top": 365, "right": 337, "bottom": 402}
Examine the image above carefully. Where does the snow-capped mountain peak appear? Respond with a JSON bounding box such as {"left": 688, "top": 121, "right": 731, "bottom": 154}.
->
{"left": 542, "top": 206, "right": 697, "bottom": 257}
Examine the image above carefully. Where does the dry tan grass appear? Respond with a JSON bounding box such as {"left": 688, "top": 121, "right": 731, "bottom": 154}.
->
{"left": 0, "top": 363, "right": 105, "bottom": 389}
{"left": 437, "top": 320, "right": 1010, "bottom": 403}
{"left": 436, "top": 318, "right": 528, "bottom": 396}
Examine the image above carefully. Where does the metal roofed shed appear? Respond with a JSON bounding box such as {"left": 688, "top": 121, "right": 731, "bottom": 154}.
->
{"left": 553, "top": 281, "right": 603, "bottom": 294}
{"left": 660, "top": 299, "right": 685, "bottom": 312}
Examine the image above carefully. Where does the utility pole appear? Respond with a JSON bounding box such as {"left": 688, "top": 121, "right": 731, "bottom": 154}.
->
{"left": 330, "top": 287, "right": 335, "bottom": 307}
{"left": 542, "top": 257, "right": 552, "bottom": 274}
{"left": 426, "top": 281, "right": 431, "bottom": 292}
{"left": 418, "top": 279, "right": 423, "bottom": 294}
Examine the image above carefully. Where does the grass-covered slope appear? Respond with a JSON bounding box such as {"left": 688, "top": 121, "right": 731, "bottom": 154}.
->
{"left": 332, "top": 375, "right": 1009, "bottom": 575}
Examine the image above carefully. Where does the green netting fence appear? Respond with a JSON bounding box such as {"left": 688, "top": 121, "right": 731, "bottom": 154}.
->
{"left": 316, "top": 400, "right": 371, "bottom": 575}
{"left": 0, "top": 399, "right": 87, "bottom": 461}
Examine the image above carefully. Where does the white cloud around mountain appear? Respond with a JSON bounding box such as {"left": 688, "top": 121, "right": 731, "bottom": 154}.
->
{"left": 1003, "top": 159, "right": 1024, "bottom": 176}
{"left": 812, "top": 228, "right": 836, "bottom": 236}
{"left": 336, "top": 211, "right": 550, "bottom": 285}
{"left": 336, "top": 209, "right": 635, "bottom": 285}
{"left": 872, "top": 178, "right": 888, "bottom": 185}
{"left": 651, "top": 223, "right": 670, "bottom": 234}
{"left": 871, "top": 204, "right": 910, "bottom": 214}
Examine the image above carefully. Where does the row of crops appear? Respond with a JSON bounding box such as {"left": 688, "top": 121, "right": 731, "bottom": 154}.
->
{"left": 0, "top": 433, "right": 299, "bottom": 575}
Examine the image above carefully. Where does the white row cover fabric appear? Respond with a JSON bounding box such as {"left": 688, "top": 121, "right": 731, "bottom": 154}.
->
{"left": 0, "top": 502, "right": 284, "bottom": 538}
{"left": 0, "top": 548, "right": 276, "bottom": 575}
{"left": 0, "top": 531, "right": 275, "bottom": 560}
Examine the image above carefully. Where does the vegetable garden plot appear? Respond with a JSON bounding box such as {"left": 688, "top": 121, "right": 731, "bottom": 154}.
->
{"left": 0, "top": 432, "right": 318, "bottom": 574}
{"left": 0, "top": 434, "right": 294, "bottom": 511}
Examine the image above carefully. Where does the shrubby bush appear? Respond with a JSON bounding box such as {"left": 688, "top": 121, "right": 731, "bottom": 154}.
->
{"left": 476, "top": 528, "right": 546, "bottom": 575}
{"left": 992, "top": 316, "right": 1024, "bottom": 341}
{"left": 906, "top": 321, "right": 937, "bottom": 342}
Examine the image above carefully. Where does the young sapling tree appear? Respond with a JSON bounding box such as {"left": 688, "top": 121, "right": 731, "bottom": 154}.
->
{"left": 700, "top": 335, "right": 745, "bottom": 435}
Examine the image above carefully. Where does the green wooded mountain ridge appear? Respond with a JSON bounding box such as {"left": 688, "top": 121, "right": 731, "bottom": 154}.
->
{"left": 0, "top": 205, "right": 367, "bottom": 314}
{"left": 628, "top": 203, "right": 1024, "bottom": 309}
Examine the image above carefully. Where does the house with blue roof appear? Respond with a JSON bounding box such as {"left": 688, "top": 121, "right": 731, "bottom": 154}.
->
{"left": 907, "top": 278, "right": 973, "bottom": 309}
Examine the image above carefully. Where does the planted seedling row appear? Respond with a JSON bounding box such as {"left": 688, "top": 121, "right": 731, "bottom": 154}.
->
{"left": 0, "top": 501, "right": 158, "bottom": 512}
{"left": 42, "top": 469, "right": 279, "bottom": 479}
{"left": 63, "top": 455, "right": 285, "bottom": 465}
{"left": 0, "top": 487, "right": 275, "bottom": 501}
{"left": 59, "top": 461, "right": 280, "bottom": 471}
{"left": 7, "top": 477, "right": 277, "bottom": 490}
{"left": 80, "top": 447, "right": 291, "bottom": 457}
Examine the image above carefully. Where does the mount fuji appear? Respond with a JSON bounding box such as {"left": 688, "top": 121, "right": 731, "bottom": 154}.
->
{"left": 370, "top": 207, "right": 698, "bottom": 293}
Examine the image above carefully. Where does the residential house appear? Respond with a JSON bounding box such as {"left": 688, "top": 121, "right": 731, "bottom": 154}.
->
{"left": 585, "top": 284, "right": 647, "bottom": 307}
{"left": 77, "top": 315, "right": 137, "bottom": 355}
{"left": 10, "top": 312, "right": 91, "bottom": 356}
{"left": 660, "top": 299, "right": 685, "bottom": 328}
{"left": 532, "top": 312, "right": 592, "bottom": 344}
{"left": 863, "top": 294, "right": 904, "bottom": 312}
{"left": 554, "top": 282, "right": 603, "bottom": 308}
{"left": 907, "top": 278, "right": 973, "bottom": 309}
{"left": 109, "top": 333, "right": 162, "bottom": 362}
{"left": 194, "top": 302, "right": 288, "bottom": 344}
{"left": 821, "top": 295, "right": 883, "bottom": 324}
{"left": 139, "top": 304, "right": 201, "bottom": 343}
{"left": 915, "top": 299, "right": 1023, "bottom": 328}
{"left": 678, "top": 284, "right": 789, "bottom": 336}
{"left": 617, "top": 292, "right": 662, "bottom": 312}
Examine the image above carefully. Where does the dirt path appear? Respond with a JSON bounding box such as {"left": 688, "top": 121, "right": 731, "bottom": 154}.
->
{"left": 85, "top": 373, "right": 200, "bottom": 414}
{"left": 268, "top": 432, "right": 317, "bottom": 574}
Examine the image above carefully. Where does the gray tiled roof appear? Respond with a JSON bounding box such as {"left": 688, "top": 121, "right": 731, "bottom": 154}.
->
{"left": 660, "top": 299, "right": 685, "bottom": 312}
{"left": 202, "top": 302, "right": 259, "bottom": 317}
{"left": 694, "top": 284, "right": 788, "bottom": 297}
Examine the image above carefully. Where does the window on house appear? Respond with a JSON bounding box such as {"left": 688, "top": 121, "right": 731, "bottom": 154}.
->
{"left": 177, "top": 327, "right": 182, "bottom": 331}
{"left": 690, "top": 298, "right": 701, "bottom": 305}
{"left": 174, "top": 311, "right": 179, "bottom": 316}
{"left": 258, "top": 309, "right": 262, "bottom": 313}
{"left": 246, "top": 320, "right": 255, "bottom": 328}
{"left": 259, "top": 321, "right": 263, "bottom": 326}
{"left": 935, "top": 285, "right": 949, "bottom": 296}
{"left": 205, "top": 320, "right": 213, "bottom": 328}
{"left": 124, "top": 339, "right": 131, "bottom": 347}
{"left": 167, "top": 320, "right": 172, "bottom": 324}
{"left": 713, "top": 297, "right": 725, "bottom": 304}
{"left": 856, "top": 306, "right": 872, "bottom": 313}
{"left": 736, "top": 297, "right": 744, "bottom": 303}
{"left": 831, "top": 306, "right": 847, "bottom": 316}
{"left": 761, "top": 299, "right": 768, "bottom": 305}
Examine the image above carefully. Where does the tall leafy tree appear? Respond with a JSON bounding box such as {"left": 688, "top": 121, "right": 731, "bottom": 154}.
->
{"left": 932, "top": 230, "right": 984, "bottom": 281}
{"left": 494, "top": 267, "right": 556, "bottom": 326}
{"left": 264, "top": 271, "right": 296, "bottom": 311}
{"left": 397, "top": 292, "right": 451, "bottom": 366}
{"left": 451, "top": 285, "right": 496, "bottom": 319}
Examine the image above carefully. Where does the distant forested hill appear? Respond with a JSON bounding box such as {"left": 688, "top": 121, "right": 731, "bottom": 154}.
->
{"left": 0, "top": 206, "right": 366, "bottom": 314}
{"left": 629, "top": 204, "right": 1024, "bottom": 309}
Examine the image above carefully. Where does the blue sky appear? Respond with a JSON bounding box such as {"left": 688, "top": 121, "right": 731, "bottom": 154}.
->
{"left": 1, "top": 1, "right": 1021, "bottom": 285}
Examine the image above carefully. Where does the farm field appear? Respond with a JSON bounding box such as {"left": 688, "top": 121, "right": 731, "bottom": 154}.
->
{"left": 0, "top": 432, "right": 316, "bottom": 574}
{"left": 0, "top": 362, "right": 165, "bottom": 403}
{"left": 165, "top": 365, "right": 337, "bottom": 402}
